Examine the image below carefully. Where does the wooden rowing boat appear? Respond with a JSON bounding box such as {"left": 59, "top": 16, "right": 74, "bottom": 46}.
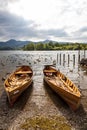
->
{"left": 43, "top": 65, "right": 81, "bottom": 111}
{"left": 4, "top": 65, "right": 33, "bottom": 106}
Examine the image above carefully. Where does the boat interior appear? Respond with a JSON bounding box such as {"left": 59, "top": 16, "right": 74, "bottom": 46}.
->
{"left": 43, "top": 66, "right": 81, "bottom": 96}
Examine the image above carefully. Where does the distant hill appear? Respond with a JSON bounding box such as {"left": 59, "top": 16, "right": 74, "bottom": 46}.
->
{"left": 0, "top": 39, "right": 85, "bottom": 50}
{"left": 0, "top": 39, "right": 30, "bottom": 50}
{"left": 0, "top": 39, "right": 60, "bottom": 50}
{"left": 39, "top": 39, "right": 73, "bottom": 44}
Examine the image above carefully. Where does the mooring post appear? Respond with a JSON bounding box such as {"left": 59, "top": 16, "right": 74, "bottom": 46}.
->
{"left": 63, "top": 54, "right": 65, "bottom": 66}
{"left": 78, "top": 43, "right": 80, "bottom": 63}
{"left": 73, "top": 54, "right": 75, "bottom": 66}
{"left": 60, "top": 53, "right": 61, "bottom": 65}
{"left": 78, "top": 54, "right": 80, "bottom": 63}
{"left": 68, "top": 54, "right": 70, "bottom": 66}
{"left": 57, "top": 53, "right": 58, "bottom": 63}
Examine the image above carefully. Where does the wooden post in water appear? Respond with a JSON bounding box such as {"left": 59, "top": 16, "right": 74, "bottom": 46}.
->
{"left": 68, "top": 54, "right": 70, "bottom": 66}
{"left": 57, "top": 53, "right": 58, "bottom": 63}
{"left": 73, "top": 54, "right": 75, "bottom": 66}
{"left": 60, "top": 53, "right": 61, "bottom": 65}
{"left": 63, "top": 54, "right": 65, "bottom": 66}
{"left": 78, "top": 53, "right": 80, "bottom": 63}
{"left": 78, "top": 43, "right": 80, "bottom": 63}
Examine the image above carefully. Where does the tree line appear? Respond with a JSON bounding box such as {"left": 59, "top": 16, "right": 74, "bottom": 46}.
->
{"left": 22, "top": 41, "right": 87, "bottom": 50}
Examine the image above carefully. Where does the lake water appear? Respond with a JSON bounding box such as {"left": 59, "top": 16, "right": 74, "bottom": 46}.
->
{"left": 0, "top": 50, "right": 87, "bottom": 90}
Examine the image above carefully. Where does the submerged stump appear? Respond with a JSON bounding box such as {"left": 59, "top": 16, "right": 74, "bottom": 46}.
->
{"left": 80, "top": 58, "right": 87, "bottom": 66}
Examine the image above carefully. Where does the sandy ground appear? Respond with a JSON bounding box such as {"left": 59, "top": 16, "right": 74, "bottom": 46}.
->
{"left": 0, "top": 53, "right": 87, "bottom": 130}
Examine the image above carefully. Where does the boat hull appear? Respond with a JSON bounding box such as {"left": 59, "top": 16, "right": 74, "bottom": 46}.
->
{"left": 43, "top": 65, "right": 81, "bottom": 111}
{"left": 4, "top": 65, "right": 33, "bottom": 106}
{"left": 6, "top": 78, "right": 33, "bottom": 106}
{"left": 44, "top": 77, "right": 81, "bottom": 111}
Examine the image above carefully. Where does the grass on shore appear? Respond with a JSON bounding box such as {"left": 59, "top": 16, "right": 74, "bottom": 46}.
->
{"left": 20, "top": 115, "right": 71, "bottom": 130}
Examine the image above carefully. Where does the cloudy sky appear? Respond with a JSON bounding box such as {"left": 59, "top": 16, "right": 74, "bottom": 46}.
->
{"left": 0, "top": 0, "right": 87, "bottom": 42}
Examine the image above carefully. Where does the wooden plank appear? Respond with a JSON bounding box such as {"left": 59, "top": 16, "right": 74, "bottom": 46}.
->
{"left": 44, "top": 70, "right": 56, "bottom": 73}
{"left": 15, "top": 71, "right": 32, "bottom": 74}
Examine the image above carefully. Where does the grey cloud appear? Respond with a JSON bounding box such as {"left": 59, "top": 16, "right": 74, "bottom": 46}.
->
{"left": 0, "top": 10, "right": 69, "bottom": 41}
{"left": 37, "top": 28, "right": 68, "bottom": 38}
{"left": 66, "top": 35, "right": 87, "bottom": 42}
{"left": 72, "top": 26, "right": 87, "bottom": 37}
{"left": 0, "top": 9, "right": 86, "bottom": 42}
{"left": 65, "top": 26, "right": 87, "bottom": 42}
{"left": 79, "top": 27, "right": 87, "bottom": 33}
{"left": 0, "top": 11, "right": 39, "bottom": 40}
{"left": 0, "top": 0, "right": 8, "bottom": 8}
{"left": 47, "top": 29, "right": 68, "bottom": 37}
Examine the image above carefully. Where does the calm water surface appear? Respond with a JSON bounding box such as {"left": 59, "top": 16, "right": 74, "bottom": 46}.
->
{"left": 0, "top": 50, "right": 87, "bottom": 90}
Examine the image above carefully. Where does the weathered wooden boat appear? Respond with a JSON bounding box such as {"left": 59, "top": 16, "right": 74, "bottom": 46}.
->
{"left": 43, "top": 65, "right": 81, "bottom": 111}
{"left": 4, "top": 65, "right": 33, "bottom": 106}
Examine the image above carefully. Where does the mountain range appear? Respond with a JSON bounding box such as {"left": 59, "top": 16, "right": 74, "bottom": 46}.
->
{"left": 0, "top": 39, "right": 30, "bottom": 50}
{"left": 0, "top": 39, "right": 58, "bottom": 50}
{"left": 0, "top": 39, "right": 78, "bottom": 50}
